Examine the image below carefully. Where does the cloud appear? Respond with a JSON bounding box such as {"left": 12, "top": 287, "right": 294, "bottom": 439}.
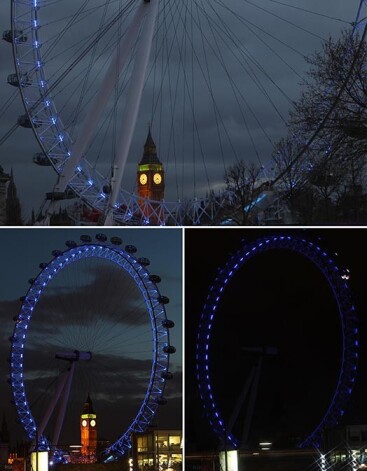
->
{"left": 19, "top": 261, "right": 155, "bottom": 337}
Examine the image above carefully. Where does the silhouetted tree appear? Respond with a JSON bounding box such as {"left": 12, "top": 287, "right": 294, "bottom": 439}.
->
{"left": 224, "top": 161, "right": 264, "bottom": 225}
{"left": 273, "top": 30, "right": 367, "bottom": 224}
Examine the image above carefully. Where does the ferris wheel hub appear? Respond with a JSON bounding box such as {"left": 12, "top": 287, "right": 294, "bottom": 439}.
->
{"left": 55, "top": 350, "right": 92, "bottom": 362}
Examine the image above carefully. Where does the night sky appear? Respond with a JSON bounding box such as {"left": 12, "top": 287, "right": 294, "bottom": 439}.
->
{"left": 0, "top": 228, "right": 182, "bottom": 448}
{"left": 185, "top": 228, "right": 367, "bottom": 451}
{"left": 0, "top": 1, "right": 361, "bottom": 220}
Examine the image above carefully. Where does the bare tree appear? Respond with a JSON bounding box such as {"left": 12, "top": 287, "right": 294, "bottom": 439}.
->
{"left": 280, "top": 29, "right": 367, "bottom": 223}
{"left": 223, "top": 161, "right": 264, "bottom": 225}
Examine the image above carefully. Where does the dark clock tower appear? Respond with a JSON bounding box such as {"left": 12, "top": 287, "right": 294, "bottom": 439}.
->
{"left": 80, "top": 394, "right": 97, "bottom": 461}
{"left": 137, "top": 128, "right": 165, "bottom": 223}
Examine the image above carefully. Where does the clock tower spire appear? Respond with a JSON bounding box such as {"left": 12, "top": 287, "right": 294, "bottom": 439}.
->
{"left": 80, "top": 394, "right": 97, "bottom": 462}
{"left": 137, "top": 127, "right": 165, "bottom": 223}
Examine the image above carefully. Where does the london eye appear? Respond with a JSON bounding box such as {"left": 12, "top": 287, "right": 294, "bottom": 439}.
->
{"left": 196, "top": 234, "right": 358, "bottom": 449}
{"left": 9, "top": 233, "right": 176, "bottom": 461}
{"left": 1, "top": 1, "right": 366, "bottom": 224}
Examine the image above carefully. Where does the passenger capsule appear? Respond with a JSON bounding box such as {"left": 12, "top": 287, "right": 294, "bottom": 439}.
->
{"left": 52, "top": 250, "right": 63, "bottom": 257}
{"left": 125, "top": 245, "right": 137, "bottom": 254}
{"left": 110, "top": 237, "right": 122, "bottom": 245}
{"left": 80, "top": 235, "right": 92, "bottom": 243}
{"left": 3, "top": 29, "right": 27, "bottom": 43}
{"left": 158, "top": 295, "right": 169, "bottom": 304}
{"left": 149, "top": 274, "right": 161, "bottom": 283}
{"left": 163, "top": 345, "right": 176, "bottom": 354}
{"left": 162, "top": 319, "right": 175, "bottom": 328}
{"left": 17, "top": 114, "right": 41, "bottom": 128}
{"left": 95, "top": 233, "right": 107, "bottom": 242}
{"left": 7, "top": 73, "right": 31, "bottom": 87}
{"left": 28, "top": 278, "right": 36, "bottom": 284}
{"left": 138, "top": 257, "right": 150, "bottom": 266}
{"left": 64, "top": 188, "right": 75, "bottom": 200}
{"left": 7, "top": 73, "right": 20, "bottom": 87}
{"left": 33, "top": 153, "right": 51, "bottom": 166}
{"left": 39, "top": 263, "right": 48, "bottom": 269}
{"left": 19, "top": 296, "right": 26, "bottom": 302}
{"left": 65, "top": 240, "right": 77, "bottom": 248}
{"left": 46, "top": 192, "right": 65, "bottom": 201}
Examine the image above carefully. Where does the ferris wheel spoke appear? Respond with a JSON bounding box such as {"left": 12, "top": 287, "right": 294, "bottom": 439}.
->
{"left": 66, "top": 0, "right": 113, "bottom": 139}
{"left": 264, "top": 0, "right": 354, "bottom": 25}
{"left": 240, "top": 0, "right": 326, "bottom": 41}
{"left": 194, "top": 0, "right": 264, "bottom": 166}
{"left": 198, "top": 1, "right": 293, "bottom": 125}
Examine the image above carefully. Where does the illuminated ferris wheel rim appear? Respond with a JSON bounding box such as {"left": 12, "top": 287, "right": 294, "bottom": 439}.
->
{"left": 196, "top": 234, "right": 358, "bottom": 449}
{"left": 10, "top": 1, "right": 367, "bottom": 225}
{"left": 9, "top": 236, "right": 175, "bottom": 460}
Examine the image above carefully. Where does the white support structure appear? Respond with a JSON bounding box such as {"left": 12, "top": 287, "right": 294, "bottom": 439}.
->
{"left": 52, "top": 361, "right": 75, "bottom": 448}
{"left": 36, "top": 368, "right": 70, "bottom": 440}
{"left": 52, "top": 1, "right": 148, "bottom": 194}
{"left": 104, "top": 0, "right": 159, "bottom": 225}
{"left": 33, "top": 351, "right": 91, "bottom": 450}
{"left": 225, "top": 346, "right": 277, "bottom": 449}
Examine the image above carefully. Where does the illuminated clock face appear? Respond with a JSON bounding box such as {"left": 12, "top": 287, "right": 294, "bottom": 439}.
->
{"left": 82, "top": 420, "right": 87, "bottom": 427}
{"left": 139, "top": 173, "right": 147, "bottom": 185}
{"left": 90, "top": 419, "right": 96, "bottom": 427}
{"left": 153, "top": 173, "right": 162, "bottom": 184}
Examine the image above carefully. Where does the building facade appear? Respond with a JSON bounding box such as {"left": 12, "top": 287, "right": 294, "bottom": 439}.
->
{"left": 132, "top": 429, "right": 182, "bottom": 471}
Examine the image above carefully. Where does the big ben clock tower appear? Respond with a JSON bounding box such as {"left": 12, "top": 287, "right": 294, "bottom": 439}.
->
{"left": 137, "top": 128, "right": 165, "bottom": 223}
{"left": 80, "top": 394, "right": 97, "bottom": 461}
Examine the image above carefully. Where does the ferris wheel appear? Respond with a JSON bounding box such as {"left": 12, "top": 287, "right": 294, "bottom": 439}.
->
{"left": 8, "top": 233, "right": 176, "bottom": 462}
{"left": 4, "top": 1, "right": 367, "bottom": 224}
{"left": 196, "top": 234, "right": 358, "bottom": 449}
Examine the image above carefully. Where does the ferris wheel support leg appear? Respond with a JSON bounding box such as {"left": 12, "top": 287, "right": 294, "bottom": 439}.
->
{"left": 104, "top": 0, "right": 159, "bottom": 225}
{"left": 226, "top": 368, "right": 256, "bottom": 438}
{"left": 35, "top": 369, "right": 70, "bottom": 444}
{"left": 52, "top": 361, "right": 75, "bottom": 448}
{"left": 53, "top": 3, "right": 147, "bottom": 194}
{"left": 241, "top": 356, "right": 263, "bottom": 448}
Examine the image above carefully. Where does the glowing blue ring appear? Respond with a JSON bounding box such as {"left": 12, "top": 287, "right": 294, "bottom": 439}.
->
{"left": 10, "top": 242, "right": 172, "bottom": 459}
{"left": 196, "top": 235, "right": 358, "bottom": 448}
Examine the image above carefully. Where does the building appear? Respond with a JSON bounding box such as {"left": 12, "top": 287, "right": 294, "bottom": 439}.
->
{"left": 80, "top": 394, "right": 97, "bottom": 463}
{"left": 136, "top": 129, "right": 165, "bottom": 224}
{"left": 132, "top": 429, "right": 182, "bottom": 471}
{"left": 324, "top": 424, "right": 367, "bottom": 468}
{"left": 0, "top": 415, "right": 9, "bottom": 466}
{"left": 0, "top": 166, "right": 22, "bottom": 226}
{"left": 6, "top": 169, "right": 22, "bottom": 225}
{"left": 0, "top": 167, "right": 10, "bottom": 226}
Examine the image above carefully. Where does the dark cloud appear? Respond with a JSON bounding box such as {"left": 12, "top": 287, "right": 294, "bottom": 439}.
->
{"left": 22, "top": 261, "right": 153, "bottom": 337}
